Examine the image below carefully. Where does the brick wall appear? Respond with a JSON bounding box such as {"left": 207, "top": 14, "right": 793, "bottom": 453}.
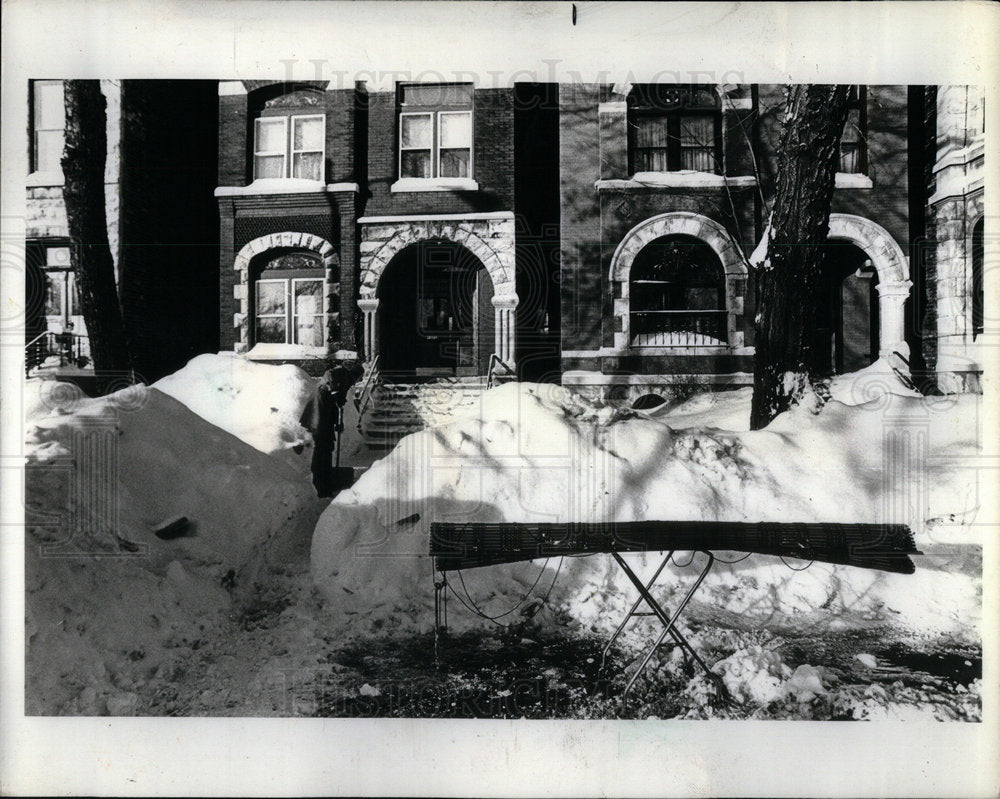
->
{"left": 756, "top": 84, "right": 912, "bottom": 249}
{"left": 362, "top": 87, "right": 515, "bottom": 217}
{"left": 218, "top": 93, "right": 247, "bottom": 187}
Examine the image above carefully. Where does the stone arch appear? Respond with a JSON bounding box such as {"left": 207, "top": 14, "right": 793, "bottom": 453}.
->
{"left": 359, "top": 221, "right": 515, "bottom": 300}
{"left": 827, "top": 214, "right": 908, "bottom": 284}
{"left": 827, "top": 213, "right": 911, "bottom": 359}
{"left": 357, "top": 217, "right": 518, "bottom": 366}
{"left": 231, "top": 232, "right": 339, "bottom": 353}
{"left": 608, "top": 212, "right": 748, "bottom": 350}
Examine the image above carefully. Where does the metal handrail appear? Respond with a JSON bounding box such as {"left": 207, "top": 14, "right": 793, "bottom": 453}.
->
{"left": 354, "top": 354, "right": 381, "bottom": 429}
{"left": 486, "top": 352, "right": 514, "bottom": 390}
{"left": 26, "top": 331, "right": 51, "bottom": 349}
{"left": 25, "top": 330, "right": 90, "bottom": 375}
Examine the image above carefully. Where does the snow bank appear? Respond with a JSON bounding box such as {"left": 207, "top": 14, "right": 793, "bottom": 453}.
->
{"left": 311, "top": 381, "right": 982, "bottom": 641}
{"left": 24, "top": 377, "right": 325, "bottom": 713}
{"left": 152, "top": 352, "right": 314, "bottom": 453}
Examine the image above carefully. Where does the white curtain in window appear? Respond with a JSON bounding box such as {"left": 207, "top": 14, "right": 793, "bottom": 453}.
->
{"left": 439, "top": 112, "right": 471, "bottom": 178}
{"left": 293, "top": 279, "right": 324, "bottom": 346}
{"left": 634, "top": 116, "right": 670, "bottom": 172}
{"left": 254, "top": 118, "right": 287, "bottom": 179}
{"left": 255, "top": 280, "right": 287, "bottom": 343}
{"left": 400, "top": 114, "right": 432, "bottom": 178}
{"left": 679, "top": 116, "right": 715, "bottom": 172}
{"left": 292, "top": 116, "right": 324, "bottom": 180}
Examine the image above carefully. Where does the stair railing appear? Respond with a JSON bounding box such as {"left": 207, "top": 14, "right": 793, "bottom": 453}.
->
{"left": 25, "top": 331, "right": 90, "bottom": 376}
{"left": 486, "top": 352, "right": 515, "bottom": 390}
{"left": 354, "top": 354, "right": 381, "bottom": 430}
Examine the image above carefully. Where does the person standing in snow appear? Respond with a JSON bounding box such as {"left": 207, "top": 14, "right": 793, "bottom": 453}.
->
{"left": 300, "top": 369, "right": 338, "bottom": 497}
{"left": 300, "top": 361, "right": 364, "bottom": 497}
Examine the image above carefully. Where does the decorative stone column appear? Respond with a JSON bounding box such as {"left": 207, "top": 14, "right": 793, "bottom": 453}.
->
{"left": 876, "top": 280, "right": 913, "bottom": 361}
{"left": 492, "top": 294, "right": 519, "bottom": 366}
{"left": 357, "top": 298, "right": 379, "bottom": 363}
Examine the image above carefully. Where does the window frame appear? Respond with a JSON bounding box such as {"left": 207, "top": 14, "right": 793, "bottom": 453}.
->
{"left": 31, "top": 80, "right": 66, "bottom": 174}
{"left": 289, "top": 113, "right": 326, "bottom": 181}
{"left": 627, "top": 235, "right": 729, "bottom": 348}
{"left": 436, "top": 109, "right": 473, "bottom": 179}
{"left": 252, "top": 254, "right": 326, "bottom": 349}
{"left": 290, "top": 276, "right": 325, "bottom": 347}
{"left": 398, "top": 111, "right": 435, "bottom": 180}
{"left": 839, "top": 86, "right": 869, "bottom": 175}
{"left": 627, "top": 86, "right": 722, "bottom": 175}
{"left": 252, "top": 112, "right": 326, "bottom": 181}
{"left": 254, "top": 277, "right": 291, "bottom": 344}
{"left": 396, "top": 83, "right": 474, "bottom": 181}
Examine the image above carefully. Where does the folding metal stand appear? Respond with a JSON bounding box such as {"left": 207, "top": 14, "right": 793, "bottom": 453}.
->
{"left": 601, "top": 550, "right": 724, "bottom": 709}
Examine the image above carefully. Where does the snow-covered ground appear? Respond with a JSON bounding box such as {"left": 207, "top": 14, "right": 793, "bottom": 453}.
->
{"left": 23, "top": 355, "right": 985, "bottom": 719}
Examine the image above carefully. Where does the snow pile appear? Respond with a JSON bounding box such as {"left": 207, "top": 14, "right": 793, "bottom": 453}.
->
{"left": 827, "top": 356, "right": 923, "bottom": 405}
{"left": 24, "top": 376, "right": 325, "bottom": 714}
{"left": 152, "top": 352, "right": 314, "bottom": 453}
{"left": 311, "top": 380, "right": 982, "bottom": 641}
{"left": 647, "top": 386, "right": 753, "bottom": 431}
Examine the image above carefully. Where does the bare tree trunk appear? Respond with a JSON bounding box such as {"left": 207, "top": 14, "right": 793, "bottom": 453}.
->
{"left": 750, "top": 85, "right": 850, "bottom": 430}
{"left": 61, "top": 80, "right": 131, "bottom": 390}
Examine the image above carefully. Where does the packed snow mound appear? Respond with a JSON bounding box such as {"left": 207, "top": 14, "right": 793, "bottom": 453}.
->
{"left": 24, "top": 378, "right": 325, "bottom": 713}
{"left": 630, "top": 358, "right": 921, "bottom": 433}
{"left": 152, "top": 352, "right": 314, "bottom": 453}
{"left": 827, "top": 357, "right": 923, "bottom": 404}
{"left": 311, "top": 381, "right": 982, "bottom": 639}
{"left": 647, "top": 386, "right": 753, "bottom": 431}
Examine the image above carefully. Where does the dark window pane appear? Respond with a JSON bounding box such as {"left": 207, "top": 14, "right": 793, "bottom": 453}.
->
{"left": 292, "top": 151, "right": 322, "bottom": 180}
{"left": 680, "top": 147, "right": 715, "bottom": 172}
{"left": 439, "top": 148, "right": 470, "bottom": 178}
{"left": 678, "top": 116, "right": 713, "bottom": 147}
{"left": 256, "top": 317, "right": 287, "bottom": 344}
{"left": 635, "top": 115, "right": 670, "bottom": 149}
{"left": 401, "top": 150, "right": 431, "bottom": 178}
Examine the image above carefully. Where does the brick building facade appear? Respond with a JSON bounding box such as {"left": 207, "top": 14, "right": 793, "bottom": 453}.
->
{"left": 212, "top": 79, "right": 985, "bottom": 401}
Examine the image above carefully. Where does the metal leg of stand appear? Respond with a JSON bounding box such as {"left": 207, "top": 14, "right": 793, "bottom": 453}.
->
{"left": 612, "top": 550, "right": 717, "bottom": 712}
{"left": 433, "top": 573, "right": 448, "bottom": 666}
{"left": 599, "top": 551, "right": 674, "bottom": 673}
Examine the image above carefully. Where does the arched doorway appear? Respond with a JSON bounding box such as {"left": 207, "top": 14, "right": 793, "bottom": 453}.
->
{"left": 377, "top": 240, "right": 495, "bottom": 378}
{"left": 813, "top": 242, "right": 880, "bottom": 375}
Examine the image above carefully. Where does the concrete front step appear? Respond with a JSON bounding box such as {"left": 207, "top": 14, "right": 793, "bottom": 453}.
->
{"left": 360, "top": 379, "right": 491, "bottom": 446}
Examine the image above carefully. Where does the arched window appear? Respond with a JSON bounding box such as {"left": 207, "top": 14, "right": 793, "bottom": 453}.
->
{"left": 629, "top": 235, "right": 727, "bottom": 346}
{"left": 972, "top": 219, "right": 984, "bottom": 340}
{"left": 253, "top": 251, "right": 325, "bottom": 348}
{"left": 252, "top": 89, "right": 326, "bottom": 181}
